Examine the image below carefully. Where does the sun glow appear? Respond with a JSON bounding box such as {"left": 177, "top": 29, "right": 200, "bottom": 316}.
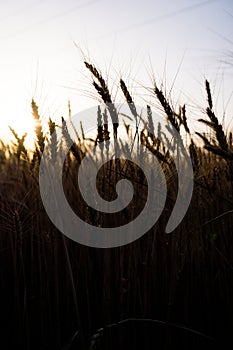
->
{"left": 0, "top": 0, "right": 233, "bottom": 150}
{"left": 0, "top": 100, "right": 34, "bottom": 149}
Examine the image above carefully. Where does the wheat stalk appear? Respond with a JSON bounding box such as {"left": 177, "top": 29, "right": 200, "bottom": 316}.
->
{"left": 9, "top": 127, "right": 28, "bottom": 161}
{"left": 120, "top": 79, "right": 138, "bottom": 126}
{"left": 31, "top": 99, "right": 45, "bottom": 159}
{"left": 84, "top": 61, "right": 119, "bottom": 138}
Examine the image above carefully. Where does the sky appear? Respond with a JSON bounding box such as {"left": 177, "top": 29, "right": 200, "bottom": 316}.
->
{"left": 0, "top": 0, "right": 233, "bottom": 147}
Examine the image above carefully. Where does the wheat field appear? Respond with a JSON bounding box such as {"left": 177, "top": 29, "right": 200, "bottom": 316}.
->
{"left": 0, "top": 62, "right": 233, "bottom": 349}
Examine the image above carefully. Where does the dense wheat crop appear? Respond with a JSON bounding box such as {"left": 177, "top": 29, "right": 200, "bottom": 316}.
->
{"left": 0, "top": 63, "right": 233, "bottom": 349}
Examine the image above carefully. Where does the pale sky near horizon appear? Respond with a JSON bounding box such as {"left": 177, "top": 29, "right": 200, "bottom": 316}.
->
{"left": 0, "top": 0, "right": 233, "bottom": 147}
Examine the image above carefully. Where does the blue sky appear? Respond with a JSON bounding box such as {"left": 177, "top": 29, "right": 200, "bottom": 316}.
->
{"left": 0, "top": 0, "right": 232, "bottom": 146}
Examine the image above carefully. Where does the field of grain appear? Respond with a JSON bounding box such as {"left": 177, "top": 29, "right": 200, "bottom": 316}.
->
{"left": 0, "top": 62, "right": 233, "bottom": 349}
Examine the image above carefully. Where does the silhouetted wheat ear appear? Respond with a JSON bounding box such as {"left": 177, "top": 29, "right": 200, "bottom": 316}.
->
{"left": 0, "top": 141, "right": 6, "bottom": 163}
{"left": 96, "top": 106, "right": 104, "bottom": 149}
{"left": 196, "top": 132, "right": 233, "bottom": 160}
{"left": 31, "top": 99, "right": 45, "bottom": 155}
{"left": 120, "top": 79, "right": 138, "bottom": 125}
{"left": 154, "top": 85, "right": 180, "bottom": 133}
{"left": 205, "top": 80, "right": 213, "bottom": 110}
{"left": 198, "top": 81, "right": 229, "bottom": 153}
{"left": 189, "top": 139, "right": 199, "bottom": 173}
{"left": 146, "top": 105, "right": 155, "bottom": 137}
{"left": 61, "top": 117, "right": 82, "bottom": 164}
{"left": 229, "top": 132, "right": 233, "bottom": 149}
{"left": 9, "top": 127, "right": 28, "bottom": 161}
{"left": 103, "top": 108, "right": 110, "bottom": 140}
{"left": 181, "top": 104, "right": 190, "bottom": 134}
{"left": 84, "top": 61, "right": 119, "bottom": 138}
{"left": 48, "top": 118, "right": 57, "bottom": 163}
{"left": 156, "top": 121, "right": 162, "bottom": 151}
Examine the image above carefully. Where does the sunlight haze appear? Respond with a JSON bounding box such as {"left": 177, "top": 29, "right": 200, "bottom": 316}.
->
{"left": 0, "top": 0, "right": 232, "bottom": 147}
